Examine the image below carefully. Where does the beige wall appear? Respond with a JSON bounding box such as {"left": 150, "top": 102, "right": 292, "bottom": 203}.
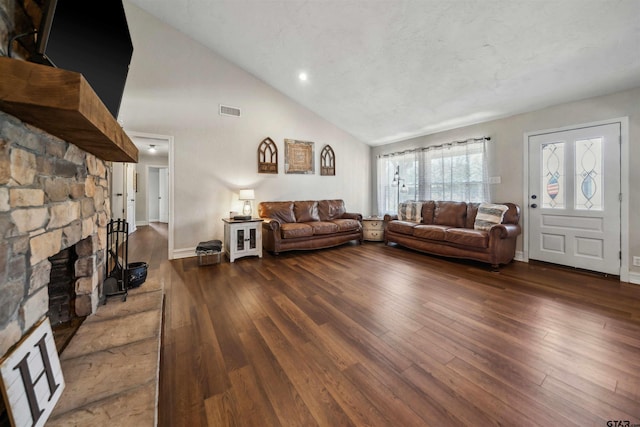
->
{"left": 371, "top": 87, "right": 640, "bottom": 280}
{"left": 119, "top": 3, "right": 371, "bottom": 254}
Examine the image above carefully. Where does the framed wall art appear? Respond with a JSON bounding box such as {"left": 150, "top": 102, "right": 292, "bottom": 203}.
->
{"left": 257, "top": 137, "right": 278, "bottom": 173}
{"left": 320, "top": 145, "right": 335, "bottom": 176}
{"left": 284, "top": 139, "right": 315, "bottom": 174}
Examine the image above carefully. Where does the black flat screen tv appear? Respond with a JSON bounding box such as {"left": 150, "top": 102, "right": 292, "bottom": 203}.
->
{"left": 31, "top": 0, "right": 134, "bottom": 119}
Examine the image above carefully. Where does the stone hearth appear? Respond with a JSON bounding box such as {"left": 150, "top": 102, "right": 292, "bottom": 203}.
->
{"left": 0, "top": 110, "right": 111, "bottom": 357}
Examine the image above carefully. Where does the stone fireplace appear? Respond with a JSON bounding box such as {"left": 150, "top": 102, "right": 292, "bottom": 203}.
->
{"left": 0, "top": 110, "right": 111, "bottom": 358}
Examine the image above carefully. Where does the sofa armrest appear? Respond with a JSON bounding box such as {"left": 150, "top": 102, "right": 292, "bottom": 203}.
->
{"left": 384, "top": 214, "right": 398, "bottom": 221}
{"left": 489, "top": 223, "right": 521, "bottom": 239}
{"left": 342, "top": 212, "right": 363, "bottom": 221}
{"left": 262, "top": 218, "right": 281, "bottom": 232}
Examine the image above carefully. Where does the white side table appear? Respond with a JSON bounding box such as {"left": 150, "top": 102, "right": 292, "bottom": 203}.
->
{"left": 362, "top": 217, "right": 385, "bottom": 242}
{"left": 222, "top": 218, "right": 263, "bottom": 262}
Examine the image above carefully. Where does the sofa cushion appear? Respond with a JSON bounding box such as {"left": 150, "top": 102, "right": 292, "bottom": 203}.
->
{"left": 318, "top": 199, "right": 346, "bottom": 221}
{"left": 474, "top": 203, "right": 509, "bottom": 231}
{"left": 434, "top": 201, "right": 467, "bottom": 227}
{"left": 502, "top": 203, "right": 520, "bottom": 225}
{"left": 387, "top": 220, "right": 418, "bottom": 236}
{"left": 412, "top": 224, "right": 450, "bottom": 240}
{"left": 398, "top": 202, "right": 423, "bottom": 223}
{"left": 281, "top": 223, "right": 313, "bottom": 239}
{"left": 421, "top": 201, "right": 436, "bottom": 224}
{"left": 331, "top": 218, "right": 360, "bottom": 232}
{"left": 465, "top": 202, "right": 481, "bottom": 229}
{"left": 259, "top": 201, "right": 296, "bottom": 223}
{"left": 294, "top": 201, "right": 320, "bottom": 222}
{"left": 310, "top": 221, "right": 339, "bottom": 235}
{"left": 445, "top": 228, "right": 489, "bottom": 248}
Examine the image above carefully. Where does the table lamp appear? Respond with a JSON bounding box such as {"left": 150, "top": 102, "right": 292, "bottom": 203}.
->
{"left": 239, "top": 189, "right": 255, "bottom": 217}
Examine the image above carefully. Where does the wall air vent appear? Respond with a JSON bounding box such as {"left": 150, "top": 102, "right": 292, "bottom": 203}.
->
{"left": 219, "top": 104, "right": 241, "bottom": 117}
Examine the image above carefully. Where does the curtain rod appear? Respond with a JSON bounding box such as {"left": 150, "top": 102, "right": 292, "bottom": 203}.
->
{"left": 377, "top": 136, "right": 490, "bottom": 158}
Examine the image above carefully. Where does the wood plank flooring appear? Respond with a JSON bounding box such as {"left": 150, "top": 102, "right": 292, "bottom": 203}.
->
{"left": 129, "top": 223, "right": 640, "bottom": 426}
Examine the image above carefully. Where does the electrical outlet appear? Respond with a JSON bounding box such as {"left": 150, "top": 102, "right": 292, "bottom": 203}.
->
{"left": 489, "top": 176, "right": 502, "bottom": 184}
{"left": 633, "top": 256, "right": 640, "bottom": 267}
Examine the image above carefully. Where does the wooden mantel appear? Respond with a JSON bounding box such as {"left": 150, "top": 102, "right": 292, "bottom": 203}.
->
{"left": 0, "top": 57, "right": 138, "bottom": 162}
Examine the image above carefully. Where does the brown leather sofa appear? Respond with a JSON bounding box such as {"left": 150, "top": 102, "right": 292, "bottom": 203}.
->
{"left": 258, "top": 200, "right": 363, "bottom": 254}
{"left": 384, "top": 201, "right": 521, "bottom": 269}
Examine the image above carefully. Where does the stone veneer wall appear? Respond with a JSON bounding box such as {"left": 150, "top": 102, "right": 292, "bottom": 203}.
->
{"left": 0, "top": 111, "right": 111, "bottom": 356}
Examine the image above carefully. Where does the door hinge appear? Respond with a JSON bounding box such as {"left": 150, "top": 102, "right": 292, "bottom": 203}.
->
{"left": 619, "top": 251, "right": 622, "bottom": 260}
{"left": 619, "top": 193, "right": 622, "bottom": 202}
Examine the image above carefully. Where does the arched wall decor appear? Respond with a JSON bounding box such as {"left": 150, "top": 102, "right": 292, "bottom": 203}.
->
{"left": 258, "top": 137, "right": 278, "bottom": 173}
{"left": 320, "top": 145, "right": 335, "bottom": 176}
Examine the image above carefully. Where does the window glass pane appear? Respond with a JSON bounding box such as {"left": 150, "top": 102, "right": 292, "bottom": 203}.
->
{"left": 378, "top": 140, "right": 488, "bottom": 212}
{"left": 541, "top": 142, "right": 565, "bottom": 209}
{"left": 575, "top": 138, "right": 603, "bottom": 210}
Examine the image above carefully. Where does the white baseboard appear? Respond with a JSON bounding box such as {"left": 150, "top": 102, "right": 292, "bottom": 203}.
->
{"left": 514, "top": 251, "right": 525, "bottom": 262}
{"left": 172, "top": 247, "right": 197, "bottom": 260}
{"left": 628, "top": 271, "right": 640, "bottom": 285}
{"left": 136, "top": 220, "right": 149, "bottom": 227}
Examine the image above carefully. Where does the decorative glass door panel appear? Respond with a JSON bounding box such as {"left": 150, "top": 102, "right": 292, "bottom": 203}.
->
{"left": 236, "top": 229, "right": 245, "bottom": 251}
{"left": 249, "top": 228, "right": 256, "bottom": 250}
{"left": 541, "top": 142, "right": 565, "bottom": 209}
{"left": 575, "top": 138, "right": 603, "bottom": 211}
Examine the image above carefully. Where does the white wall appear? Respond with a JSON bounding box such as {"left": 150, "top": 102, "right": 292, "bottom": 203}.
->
{"left": 371, "top": 87, "right": 640, "bottom": 280}
{"left": 120, "top": 3, "right": 371, "bottom": 254}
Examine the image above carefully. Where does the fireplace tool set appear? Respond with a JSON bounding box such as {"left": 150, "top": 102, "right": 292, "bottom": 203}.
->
{"left": 103, "top": 219, "right": 148, "bottom": 303}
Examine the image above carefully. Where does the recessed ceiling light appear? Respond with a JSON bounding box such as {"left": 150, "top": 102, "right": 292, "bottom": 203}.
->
{"left": 298, "top": 72, "right": 308, "bottom": 81}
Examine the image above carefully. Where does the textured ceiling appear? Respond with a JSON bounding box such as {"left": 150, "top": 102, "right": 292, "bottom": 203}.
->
{"left": 127, "top": 0, "right": 640, "bottom": 145}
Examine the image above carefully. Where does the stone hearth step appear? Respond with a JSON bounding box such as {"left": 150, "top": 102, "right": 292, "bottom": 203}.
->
{"left": 47, "top": 277, "right": 163, "bottom": 426}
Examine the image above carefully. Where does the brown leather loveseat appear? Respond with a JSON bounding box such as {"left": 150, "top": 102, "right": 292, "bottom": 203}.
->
{"left": 384, "top": 201, "right": 521, "bottom": 269}
{"left": 258, "top": 200, "right": 363, "bottom": 254}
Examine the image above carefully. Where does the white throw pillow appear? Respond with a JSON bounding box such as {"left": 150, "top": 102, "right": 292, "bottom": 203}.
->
{"left": 474, "top": 203, "right": 509, "bottom": 231}
{"left": 398, "top": 202, "right": 423, "bottom": 223}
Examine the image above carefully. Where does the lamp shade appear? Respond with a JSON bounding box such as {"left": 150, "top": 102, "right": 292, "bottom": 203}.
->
{"left": 239, "top": 189, "right": 255, "bottom": 200}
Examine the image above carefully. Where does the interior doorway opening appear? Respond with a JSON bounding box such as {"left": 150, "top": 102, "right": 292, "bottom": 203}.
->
{"left": 126, "top": 131, "right": 175, "bottom": 259}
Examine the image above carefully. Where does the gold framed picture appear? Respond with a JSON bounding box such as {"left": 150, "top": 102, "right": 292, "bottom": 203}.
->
{"left": 284, "top": 139, "right": 314, "bottom": 174}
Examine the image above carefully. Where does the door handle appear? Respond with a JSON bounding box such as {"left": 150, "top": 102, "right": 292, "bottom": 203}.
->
{"left": 116, "top": 193, "right": 123, "bottom": 196}
{"left": 531, "top": 204, "right": 538, "bottom": 208}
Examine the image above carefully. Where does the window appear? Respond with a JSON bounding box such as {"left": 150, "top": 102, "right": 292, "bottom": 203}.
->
{"left": 377, "top": 139, "right": 489, "bottom": 215}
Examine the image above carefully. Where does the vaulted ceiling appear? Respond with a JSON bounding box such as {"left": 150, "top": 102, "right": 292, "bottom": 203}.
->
{"left": 127, "top": 0, "right": 640, "bottom": 145}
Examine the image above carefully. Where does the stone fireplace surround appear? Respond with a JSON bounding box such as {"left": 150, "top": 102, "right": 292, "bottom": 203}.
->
{"left": 0, "top": 110, "right": 111, "bottom": 358}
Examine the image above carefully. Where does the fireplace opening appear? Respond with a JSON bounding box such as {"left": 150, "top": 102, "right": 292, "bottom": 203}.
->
{"left": 48, "top": 246, "right": 78, "bottom": 326}
{"left": 48, "top": 245, "right": 86, "bottom": 353}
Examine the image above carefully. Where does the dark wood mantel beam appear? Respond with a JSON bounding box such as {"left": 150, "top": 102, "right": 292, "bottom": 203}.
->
{"left": 0, "top": 57, "right": 138, "bottom": 163}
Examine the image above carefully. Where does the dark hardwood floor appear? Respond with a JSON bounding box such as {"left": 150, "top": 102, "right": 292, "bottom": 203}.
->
{"left": 129, "top": 223, "right": 640, "bottom": 426}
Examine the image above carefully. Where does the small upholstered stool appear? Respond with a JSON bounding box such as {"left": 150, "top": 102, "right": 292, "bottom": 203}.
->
{"left": 195, "top": 240, "right": 222, "bottom": 266}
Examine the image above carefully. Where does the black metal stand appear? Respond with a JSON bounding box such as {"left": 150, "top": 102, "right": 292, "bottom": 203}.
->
{"left": 104, "top": 219, "right": 129, "bottom": 302}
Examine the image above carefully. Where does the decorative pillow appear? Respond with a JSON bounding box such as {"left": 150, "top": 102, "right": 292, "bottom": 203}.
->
{"left": 318, "top": 200, "right": 346, "bottom": 221}
{"left": 398, "top": 202, "right": 423, "bottom": 223}
{"left": 294, "top": 200, "right": 320, "bottom": 222}
{"left": 474, "top": 203, "right": 509, "bottom": 231}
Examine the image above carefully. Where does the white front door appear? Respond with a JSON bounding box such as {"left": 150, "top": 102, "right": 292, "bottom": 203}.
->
{"left": 159, "top": 168, "right": 169, "bottom": 223}
{"left": 111, "top": 163, "right": 125, "bottom": 220}
{"left": 528, "top": 123, "right": 621, "bottom": 275}
{"left": 125, "top": 163, "right": 136, "bottom": 234}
